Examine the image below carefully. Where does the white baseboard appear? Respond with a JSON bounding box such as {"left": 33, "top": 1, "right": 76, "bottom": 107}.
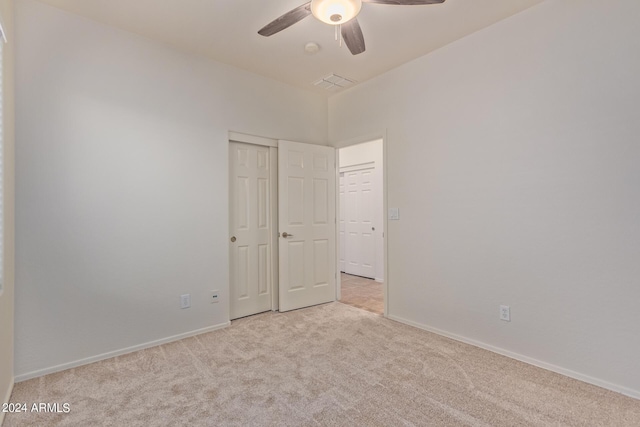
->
{"left": 388, "top": 314, "right": 640, "bottom": 400}
{"left": 15, "top": 321, "right": 230, "bottom": 383}
{"left": 1, "top": 378, "right": 15, "bottom": 426}
{"left": 375, "top": 277, "right": 383, "bottom": 283}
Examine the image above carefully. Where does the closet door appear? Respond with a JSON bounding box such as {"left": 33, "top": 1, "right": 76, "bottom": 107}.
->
{"left": 229, "top": 142, "right": 272, "bottom": 320}
{"left": 344, "top": 167, "right": 375, "bottom": 279}
{"left": 339, "top": 173, "right": 346, "bottom": 273}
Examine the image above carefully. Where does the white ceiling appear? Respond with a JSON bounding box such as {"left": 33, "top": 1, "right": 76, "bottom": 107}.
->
{"left": 35, "top": 0, "right": 544, "bottom": 96}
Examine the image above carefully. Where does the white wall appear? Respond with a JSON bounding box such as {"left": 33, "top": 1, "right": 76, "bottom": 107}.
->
{"left": 0, "top": 0, "right": 15, "bottom": 420}
{"left": 329, "top": 0, "right": 640, "bottom": 397}
{"left": 15, "top": 0, "right": 327, "bottom": 379}
{"left": 339, "top": 140, "right": 384, "bottom": 281}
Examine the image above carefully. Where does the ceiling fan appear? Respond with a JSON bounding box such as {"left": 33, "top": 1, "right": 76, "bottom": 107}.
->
{"left": 258, "top": 0, "right": 446, "bottom": 55}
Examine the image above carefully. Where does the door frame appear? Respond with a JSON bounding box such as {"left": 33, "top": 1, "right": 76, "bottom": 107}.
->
{"left": 228, "top": 132, "right": 280, "bottom": 313}
{"left": 334, "top": 131, "right": 389, "bottom": 317}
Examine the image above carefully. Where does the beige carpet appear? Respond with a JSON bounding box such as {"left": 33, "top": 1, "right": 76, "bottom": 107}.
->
{"left": 5, "top": 302, "right": 640, "bottom": 426}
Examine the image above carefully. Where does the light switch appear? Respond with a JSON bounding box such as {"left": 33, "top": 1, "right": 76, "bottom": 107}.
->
{"left": 389, "top": 208, "right": 400, "bottom": 220}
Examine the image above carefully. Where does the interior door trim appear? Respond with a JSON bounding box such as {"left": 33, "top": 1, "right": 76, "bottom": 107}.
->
{"left": 339, "top": 161, "right": 375, "bottom": 174}
{"left": 229, "top": 131, "right": 278, "bottom": 148}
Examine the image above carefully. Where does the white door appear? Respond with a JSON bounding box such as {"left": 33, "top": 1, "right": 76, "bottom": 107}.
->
{"left": 339, "top": 173, "right": 346, "bottom": 272}
{"left": 229, "top": 142, "right": 273, "bottom": 320}
{"left": 278, "top": 140, "right": 336, "bottom": 312}
{"left": 344, "top": 167, "right": 376, "bottom": 278}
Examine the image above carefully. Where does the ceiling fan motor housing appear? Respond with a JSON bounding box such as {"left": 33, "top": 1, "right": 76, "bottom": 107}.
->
{"left": 311, "top": 0, "right": 363, "bottom": 25}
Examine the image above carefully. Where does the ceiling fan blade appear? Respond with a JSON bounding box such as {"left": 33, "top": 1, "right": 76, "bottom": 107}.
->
{"left": 341, "top": 18, "right": 366, "bottom": 55}
{"left": 362, "top": 0, "right": 445, "bottom": 5}
{"left": 258, "top": 2, "right": 312, "bottom": 37}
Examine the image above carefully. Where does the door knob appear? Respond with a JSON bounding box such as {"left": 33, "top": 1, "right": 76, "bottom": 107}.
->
{"left": 282, "top": 232, "right": 293, "bottom": 238}
{"left": 230, "top": 236, "right": 236, "bottom": 243}
{"left": 372, "top": 227, "right": 375, "bottom": 231}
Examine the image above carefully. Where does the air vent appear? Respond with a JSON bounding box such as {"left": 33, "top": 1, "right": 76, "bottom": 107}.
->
{"left": 313, "top": 73, "right": 356, "bottom": 91}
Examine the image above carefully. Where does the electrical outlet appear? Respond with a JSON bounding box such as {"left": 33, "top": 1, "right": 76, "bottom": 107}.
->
{"left": 180, "top": 294, "right": 191, "bottom": 309}
{"left": 500, "top": 305, "right": 510, "bottom": 322}
{"left": 210, "top": 290, "right": 220, "bottom": 304}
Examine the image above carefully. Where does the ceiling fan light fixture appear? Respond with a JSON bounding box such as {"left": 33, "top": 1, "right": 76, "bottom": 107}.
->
{"left": 310, "top": 0, "right": 362, "bottom": 26}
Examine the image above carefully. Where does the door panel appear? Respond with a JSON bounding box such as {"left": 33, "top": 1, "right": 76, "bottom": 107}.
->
{"left": 237, "top": 246, "right": 249, "bottom": 298}
{"left": 279, "top": 141, "right": 336, "bottom": 312}
{"left": 229, "top": 142, "right": 272, "bottom": 319}
{"left": 287, "top": 177, "right": 305, "bottom": 225}
{"left": 258, "top": 244, "right": 269, "bottom": 295}
{"left": 258, "top": 179, "right": 268, "bottom": 228}
{"left": 313, "top": 179, "right": 329, "bottom": 224}
{"left": 313, "top": 239, "right": 329, "bottom": 287}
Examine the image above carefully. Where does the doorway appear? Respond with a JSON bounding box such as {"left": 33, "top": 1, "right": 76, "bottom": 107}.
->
{"left": 337, "top": 139, "right": 385, "bottom": 315}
